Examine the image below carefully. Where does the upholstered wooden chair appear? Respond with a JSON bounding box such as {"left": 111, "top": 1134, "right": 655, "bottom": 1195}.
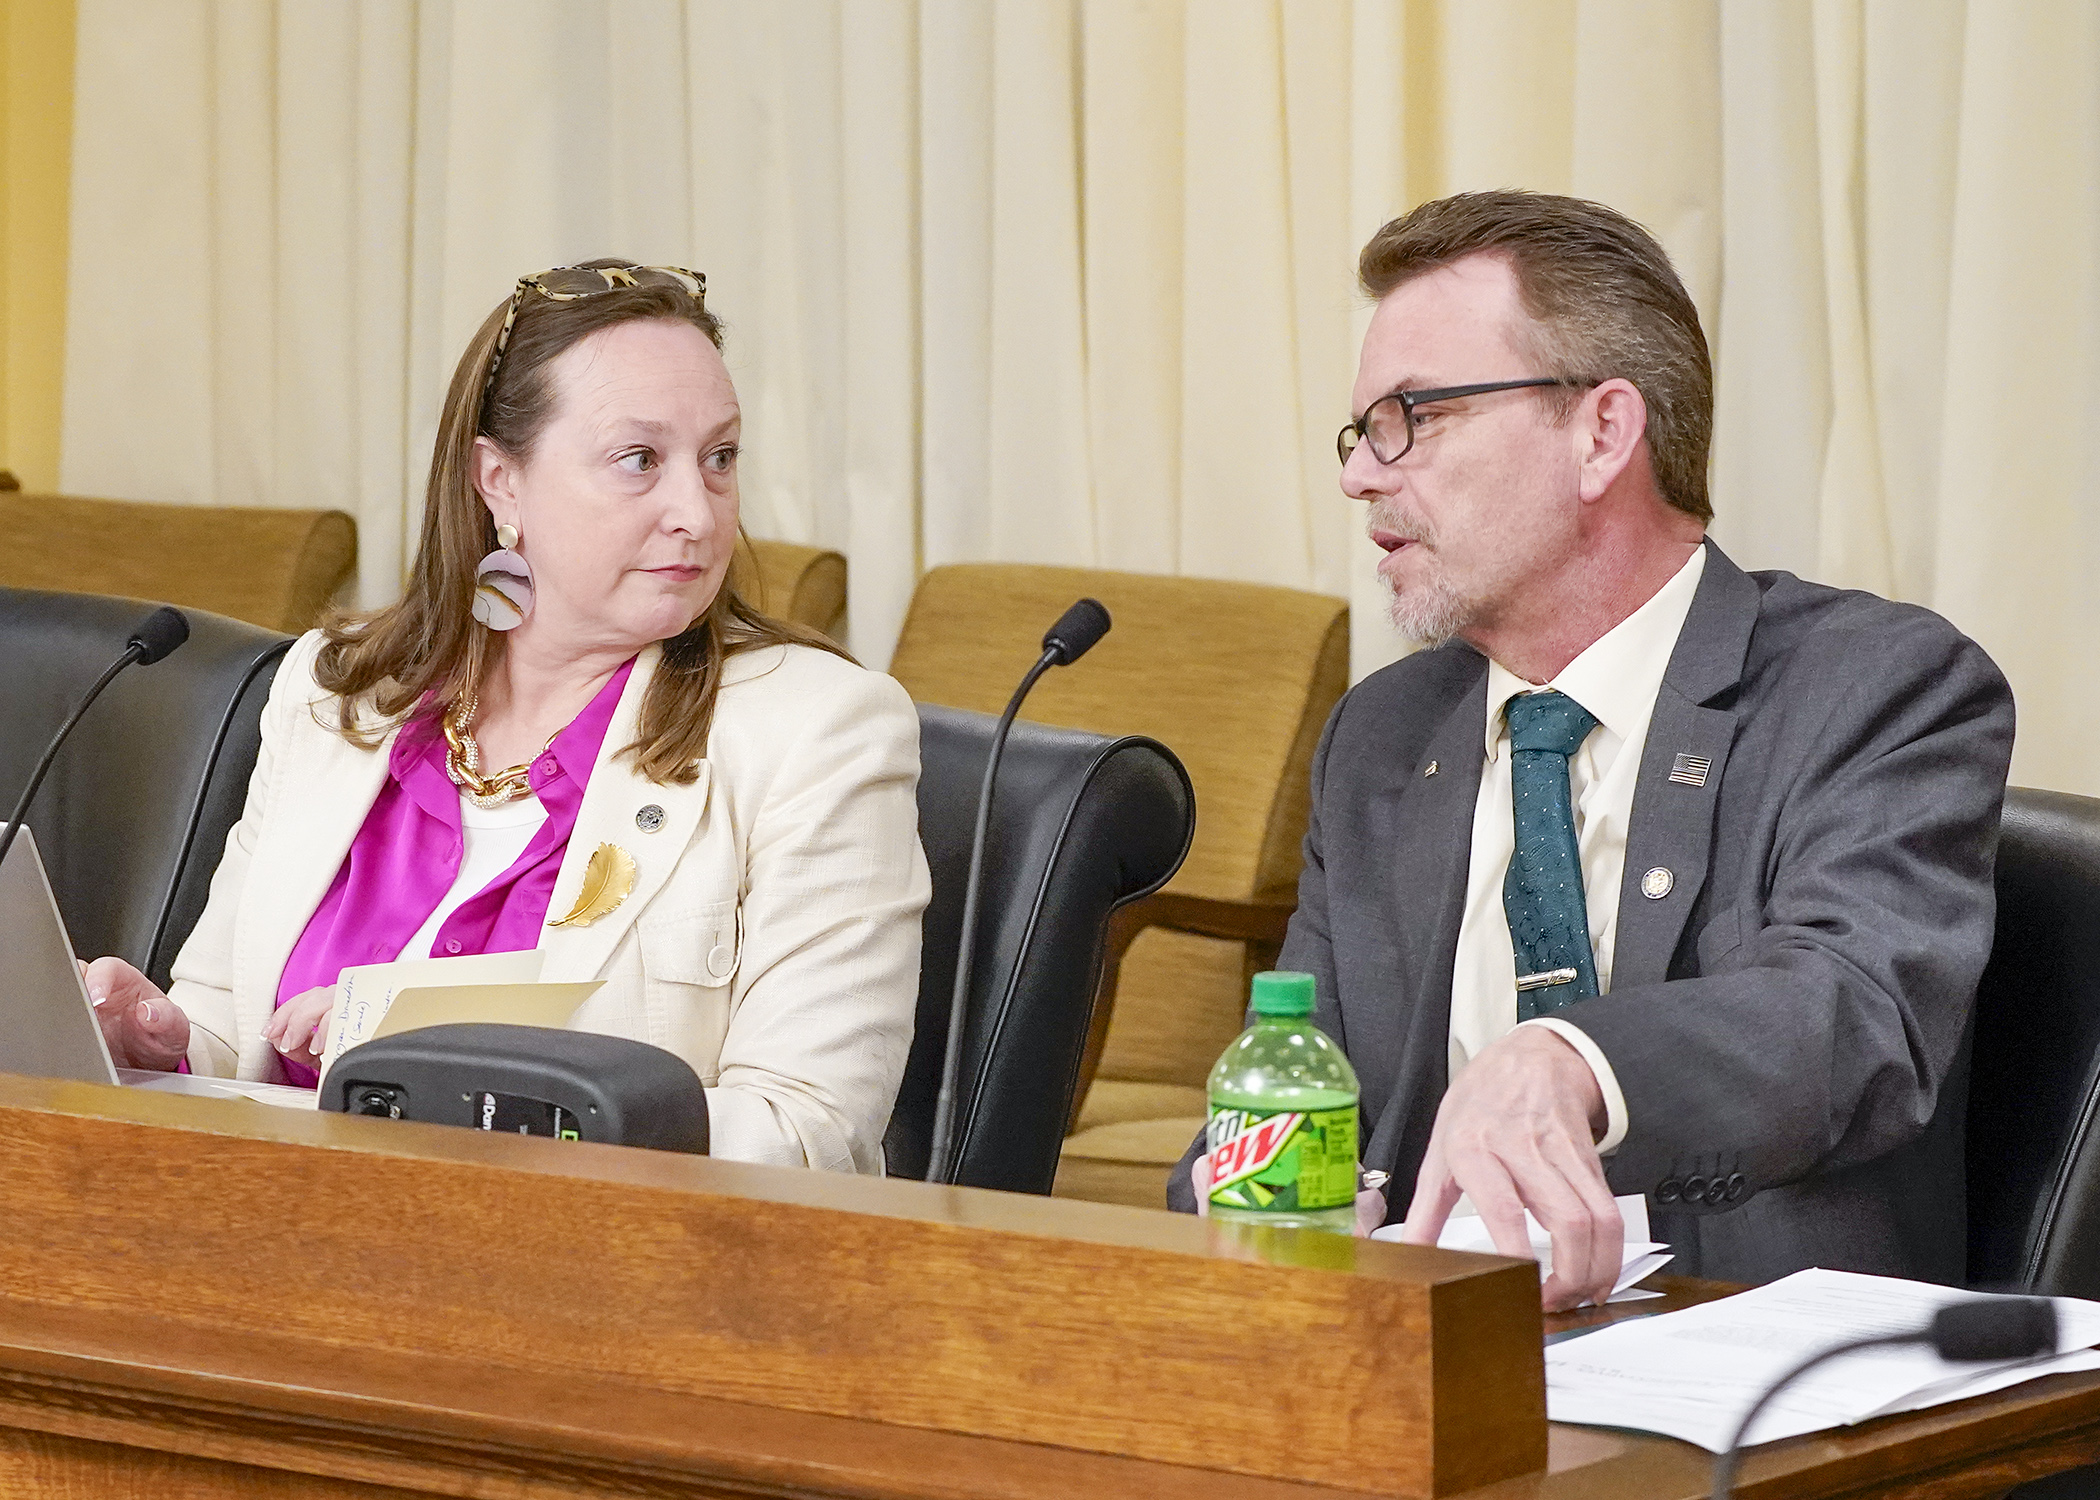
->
{"left": 888, "top": 563, "right": 1349, "bottom": 1209}
{"left": 735, "top": 535, "right": 848, "bottom": 641}
{"left": 0, "top": 488, "right": 355, "bottom": 634}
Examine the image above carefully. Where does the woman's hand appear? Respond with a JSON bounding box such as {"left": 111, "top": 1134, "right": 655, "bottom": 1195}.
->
{"left": 260, "top": 985, "right": 339, "bottom": 1071}
{"left": 80, "top": 957, "right": 190, "bottom": 1071}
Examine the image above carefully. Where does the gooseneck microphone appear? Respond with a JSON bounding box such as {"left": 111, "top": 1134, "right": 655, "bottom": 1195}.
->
{"left": 0, "top": 606, "right": 191, "bottom": 874}
{"left": 1711, "top": 1296, "right": 2058, "bottom": 1499}
{"left": 926, "top": 598, "right": 1113, "bottom": 1182}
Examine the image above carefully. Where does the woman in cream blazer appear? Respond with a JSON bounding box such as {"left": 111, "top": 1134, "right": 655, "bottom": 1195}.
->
{"left": 85, "top": 262, "right": 927, "bottom": 1174}
{"left": 167, "top": 633, "right": 924, "bottom": 1172}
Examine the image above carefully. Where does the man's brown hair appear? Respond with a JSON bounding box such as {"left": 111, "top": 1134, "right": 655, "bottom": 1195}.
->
{"left": 1358, "top": 190, "right": 1713, "bottom": 522}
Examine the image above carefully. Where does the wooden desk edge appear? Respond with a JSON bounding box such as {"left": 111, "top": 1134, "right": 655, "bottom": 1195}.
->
{"left": 10, "top": 1274, "right": 2100, "bottom": 1500}
{"left": 0, "top": 1295, "right": 1398, "bottom": 1500}
{"left": 0, "top": 1073, "right": 1525, "bottom": 1288}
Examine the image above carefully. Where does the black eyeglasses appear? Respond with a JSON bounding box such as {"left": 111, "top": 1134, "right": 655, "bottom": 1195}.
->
{"left": 479, "top": 264, "right": 708, "bottom": 425}
{"left": 1337, "top": 378, "right": 1586, "bottom": 466}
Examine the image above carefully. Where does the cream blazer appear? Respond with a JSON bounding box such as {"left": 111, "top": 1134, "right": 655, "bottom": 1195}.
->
{"left": 167, "top": 633, "right": 930, "bottom": 1174}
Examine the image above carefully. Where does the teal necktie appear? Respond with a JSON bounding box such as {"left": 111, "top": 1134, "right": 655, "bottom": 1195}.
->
{"left": 1503, "top": 690, "right": 1601, "bottom": 1019}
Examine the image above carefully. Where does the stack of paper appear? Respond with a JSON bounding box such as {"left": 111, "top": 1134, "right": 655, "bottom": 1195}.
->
{"left": 129, "top": 1072, "right": 319, "bottom": 1109}
{"left": 315, "top": 950, "right": 601, "bottom": 1089}
{"left": 1371, "top": 1193, "right": 1673, "bottom": 1304}
{"left": 1547, "top": 1267, "right": 2100, "bottom": 1452}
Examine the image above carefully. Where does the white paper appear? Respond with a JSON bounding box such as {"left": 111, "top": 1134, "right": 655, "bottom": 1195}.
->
{"left": 317, "top": 950, "right": 544, "bottom": 1087}
{"left": 1545, "top": 1267, "right": 2100, "bottom": 1452}
{"left": 1371, "top": 1192, "right": 1673, "bottom": 1303}
{"left": 209, "top": 1077, "right": 322, "bottom": 1109}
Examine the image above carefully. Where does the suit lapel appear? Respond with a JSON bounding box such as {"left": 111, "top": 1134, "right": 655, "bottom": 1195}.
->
{"left": 241, "top": 711, "right": 392, "bottom": 1045}
{"left": 1364, "top": 666, "right": 1486, "bottom": 1174}
{"left": 537, "top": 646, "right": 714, "bottom": 983}
{"left": 1610, "top": 542, "right": 1760, "bottom": 988}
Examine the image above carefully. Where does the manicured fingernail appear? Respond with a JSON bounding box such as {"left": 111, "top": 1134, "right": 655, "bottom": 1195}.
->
{"left": 139, "top": 1002, "right": 156, "bottom": 1022}
{"left": 89, "top": 992, "right": 106, "bottom": 1006}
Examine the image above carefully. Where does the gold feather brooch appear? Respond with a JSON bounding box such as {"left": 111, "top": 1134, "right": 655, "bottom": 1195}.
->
{"left": 550, "top": 843, "right": 637, "bottom": 928}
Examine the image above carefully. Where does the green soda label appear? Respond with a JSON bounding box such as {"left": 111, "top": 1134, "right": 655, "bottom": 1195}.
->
{"left": 1205, "top": 1104, "right": 1358, "bottom": 1213}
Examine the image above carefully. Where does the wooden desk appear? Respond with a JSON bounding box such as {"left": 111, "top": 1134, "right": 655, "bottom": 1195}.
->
{"left": 0, "top": 1074, "right": 1538, "bottom": 1499}
{"left": 0, "top": 1075, "right": 2096, "bottom": 1500}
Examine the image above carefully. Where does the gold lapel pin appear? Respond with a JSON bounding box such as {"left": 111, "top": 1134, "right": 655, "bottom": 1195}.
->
{"left": 551, "top": 843, "right": 637, "bottom": 928}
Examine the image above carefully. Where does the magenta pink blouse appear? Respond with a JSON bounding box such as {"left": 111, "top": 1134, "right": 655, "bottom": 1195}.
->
{"left": 271, "top": 660, "right": 635, "bottom": 1086}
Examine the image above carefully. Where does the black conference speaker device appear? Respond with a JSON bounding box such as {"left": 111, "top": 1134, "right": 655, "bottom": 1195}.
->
{"left": 319, "top": 1023, "right": 709, "bottom": 1154}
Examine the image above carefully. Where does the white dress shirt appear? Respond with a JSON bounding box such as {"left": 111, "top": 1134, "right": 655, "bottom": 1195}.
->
{"left": 1448, "top": 546, "right": 1706, "bottom": 1153}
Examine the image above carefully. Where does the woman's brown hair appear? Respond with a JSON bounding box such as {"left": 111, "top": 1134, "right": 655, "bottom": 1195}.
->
{"left": 312, "top": 260, "right": 848, "bottom": 785}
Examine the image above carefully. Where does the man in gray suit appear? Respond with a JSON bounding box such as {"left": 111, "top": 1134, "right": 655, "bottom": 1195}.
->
{"left": 1169, "top": 191, "right": 2014, "bottom": 1309}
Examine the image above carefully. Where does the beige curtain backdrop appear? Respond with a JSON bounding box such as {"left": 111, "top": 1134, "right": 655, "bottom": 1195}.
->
{"left": 58, "top": 0, "right": 2100, "bottom": 792}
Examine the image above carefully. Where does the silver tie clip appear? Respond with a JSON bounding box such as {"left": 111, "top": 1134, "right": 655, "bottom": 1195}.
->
{"left": 1515, "top": 967, "right": 1579, "bottom": 991}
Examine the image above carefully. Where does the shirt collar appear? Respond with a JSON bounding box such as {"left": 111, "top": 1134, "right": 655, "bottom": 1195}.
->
{"left": 1483, "top": 545, "right": 1707, "bottom": 760}
{"left": 536, "top": 657, "right": 636, "bottom": 790}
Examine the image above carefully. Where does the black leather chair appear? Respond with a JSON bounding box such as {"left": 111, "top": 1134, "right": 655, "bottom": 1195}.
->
{"left": 0, "top": 588, "right": 291, "bottom": 988}
{"left": 1969, "top": 787, "right": 2100, "bottom": 1295}
{"left": 888, "top": 704, "right": 1194, "bottom": 1193}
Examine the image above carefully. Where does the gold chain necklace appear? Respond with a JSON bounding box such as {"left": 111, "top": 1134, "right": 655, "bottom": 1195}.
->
{"left": 441, "top": 691, "right": 553, "bottom": 810}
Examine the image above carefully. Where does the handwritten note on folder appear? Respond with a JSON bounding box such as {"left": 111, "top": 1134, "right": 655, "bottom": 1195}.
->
{"left": 314, "top": 950, "right": 602, "bottom": 1092}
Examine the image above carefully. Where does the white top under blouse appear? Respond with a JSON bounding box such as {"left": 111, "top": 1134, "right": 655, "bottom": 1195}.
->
{"left": 396, "top": 792, "right": 549, "bottom": 962}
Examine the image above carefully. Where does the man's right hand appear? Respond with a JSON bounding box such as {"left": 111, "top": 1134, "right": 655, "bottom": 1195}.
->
{"left": 80, "top": 956, "right": 189, "bottom": 1071}
{"left": 1397, "top": 1025, "right": 1621, "bottom": 1310}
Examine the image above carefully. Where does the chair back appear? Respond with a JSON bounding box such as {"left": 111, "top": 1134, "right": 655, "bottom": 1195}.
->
{"left": 889, "top": 704, "right": 1193, "bottom": 1191}
{"left": 0, "top": 491, "right": 355, "bottom": 633}
{"left": 0, "top": 589, "right": 290, "bottom": 987}
{"left": 734, "top": 536, "right": 847, "bottom": 640}
{"left": 889, "top": 564, "right": 1345, "bottom": 1103}
{"left": 1969, "top": 787, "right": 2100, "bottom": 1293}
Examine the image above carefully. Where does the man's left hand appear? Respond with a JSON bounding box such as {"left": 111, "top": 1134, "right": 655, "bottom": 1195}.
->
{"left": 1398, "top": 1025, "right": 1622, "bottom": 1310}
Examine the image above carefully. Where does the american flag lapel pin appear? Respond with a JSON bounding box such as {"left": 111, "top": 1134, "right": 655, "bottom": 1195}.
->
{"left": 1669, "top": 753, "right": 1712, "bottom": 788}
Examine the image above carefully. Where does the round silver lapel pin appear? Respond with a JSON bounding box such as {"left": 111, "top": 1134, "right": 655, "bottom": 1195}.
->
{"left": 1640, "top": 866, "right": 1674, "bottom": 900}
{"left": 635, "top": 804, "right": 666, "bottom": 834}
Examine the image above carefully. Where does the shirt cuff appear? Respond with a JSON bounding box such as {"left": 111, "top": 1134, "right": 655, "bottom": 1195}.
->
{"left": 1515, "top": 1017, "right": 1628, "bottom": 1155}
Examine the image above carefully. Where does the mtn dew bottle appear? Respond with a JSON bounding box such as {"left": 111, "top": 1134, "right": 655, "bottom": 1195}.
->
{"left": 1204, "top": 971, "right": 1360, "bottom": 1232}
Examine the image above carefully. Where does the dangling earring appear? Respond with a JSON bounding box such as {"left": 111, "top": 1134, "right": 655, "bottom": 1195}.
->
{"left": 473, "top": 522, "right": 535, "bottom": 630}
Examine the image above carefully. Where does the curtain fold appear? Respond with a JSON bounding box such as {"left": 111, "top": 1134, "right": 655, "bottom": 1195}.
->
{"left": 57, "top": 0, "right": 2100, "bottom": 790}
{"left": 1, "top": 0, "right": 77, "bottom": 492}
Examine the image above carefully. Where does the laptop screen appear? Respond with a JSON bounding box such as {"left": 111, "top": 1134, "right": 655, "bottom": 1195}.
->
{"left": 0, "top": 826, "right": 123, "bottom": 1086}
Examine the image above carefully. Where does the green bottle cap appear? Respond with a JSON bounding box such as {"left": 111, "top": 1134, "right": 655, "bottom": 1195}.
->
{"left": 1250, "top": 970, "right": 1316, "bottom": 1017}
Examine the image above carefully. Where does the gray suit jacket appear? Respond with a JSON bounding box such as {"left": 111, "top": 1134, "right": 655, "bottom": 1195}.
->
{"left": 1170, "top": 542, "right": 2015, "bottom": 1284}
